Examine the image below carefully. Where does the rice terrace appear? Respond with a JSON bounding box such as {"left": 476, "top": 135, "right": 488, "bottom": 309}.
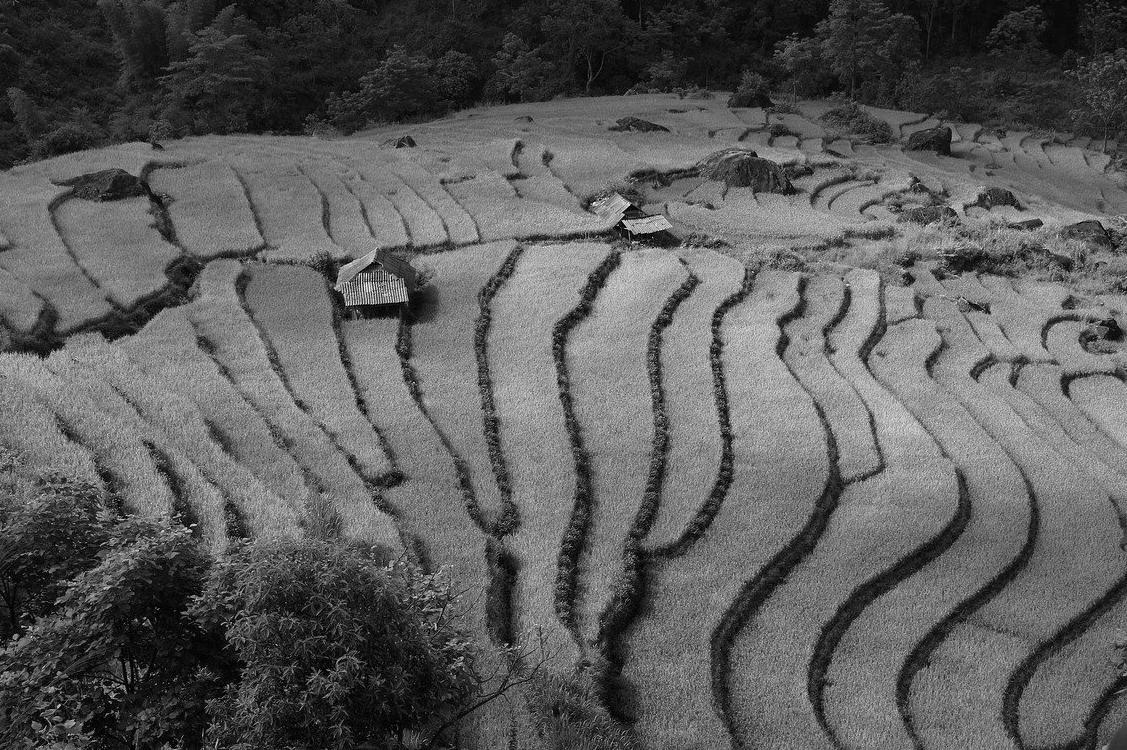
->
{"left": 4, "top": 86, "right": 1127, "bottom": 748}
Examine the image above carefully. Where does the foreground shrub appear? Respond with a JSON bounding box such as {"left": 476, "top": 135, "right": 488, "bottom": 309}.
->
{"left": 819, "top": 102, "right": 894, "bottom": 142}
{"left": 0, "top": 515, "right": 217, "bottom": 750}
{"left": 0, "top": 461, "right": 114, "bottom": 640}
{"left": 0, "top": 461, "right": 493, "bottom": 750}
{"left": 196, "top": 540, "right": 477, "bottom": 750}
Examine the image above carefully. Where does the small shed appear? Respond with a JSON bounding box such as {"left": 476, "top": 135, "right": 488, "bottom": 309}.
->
{"left": 334, "top": 248, "right": 418, "bottom": 307}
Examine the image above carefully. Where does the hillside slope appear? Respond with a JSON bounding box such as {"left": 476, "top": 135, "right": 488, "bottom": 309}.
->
{"left": 1, "top": 95, "right": 1127, "bottom": 749}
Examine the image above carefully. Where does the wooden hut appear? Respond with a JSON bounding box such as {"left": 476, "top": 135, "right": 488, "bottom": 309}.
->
{"left": 334, "top": 248, "right": 418, "bottom": 307}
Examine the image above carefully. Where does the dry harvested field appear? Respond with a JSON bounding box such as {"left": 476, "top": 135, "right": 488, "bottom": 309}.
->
{"left": 2, "top": 94, "right": 1127, "bottom": 749}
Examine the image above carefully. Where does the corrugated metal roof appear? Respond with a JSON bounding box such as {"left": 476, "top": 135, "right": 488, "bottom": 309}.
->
{"left": 338, "top": 268, "right": 410, "bottom": 306}
{"left": 622, "top": 215, "right": 673, "bottom": 234}
{"left": 374, "top": 249, "right": 417, "bottom": 287}
{"left": 335, "top": 248, "right": 417, "bottom": 291}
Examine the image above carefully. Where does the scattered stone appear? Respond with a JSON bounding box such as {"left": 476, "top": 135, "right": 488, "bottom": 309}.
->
{"left": 696, "top": 148, "right": 793, "bottom": 193}
{"left": 381, "top": 135, "right": 416, "bottom": 148}
{"left": 1086, "top": 317, "right": 1124, "bottom": 341}
{"left": 1061, "top": 219, "right": 1113, "bottom": 247}
{"left": 968, "top": 186, "right": 1022, "bottom": 211}
{"left": 53, "top": 169, "right": 148, "bottom": 201}
{"left": 727, "top": 90, "right": 774, "bottom": 108}
{"left": 906, "top": 125, "right": 953, "bottom": 156}
{"left": 608, "top": 117, "right": 669, "bottom": 133}
{"left": 1009, "top": 218, "right": 1044, "bottom": 230}
{"left": 898, "top": 205, "right": 958, "bottom": 225}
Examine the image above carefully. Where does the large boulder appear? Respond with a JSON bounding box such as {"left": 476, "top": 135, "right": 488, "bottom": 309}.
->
{"left": 1061, "top": 219, "right": 1113, "bottom": 247}
{"left": 906, "top": 126, "right": 953, "bottom": 156}
{"left": 381, "top": 135, "right": 416, "bottom": 148}
{"left": 968, "top": 186, "right": 1022, "bottom": 211}
{"left": 898, "top": 205, "right": 958, "bottom": 225}
{"left": 53, "top": 169, "right": 148, "bottom": 201}
{"left": 727, "top": 90, "right": 774, "bottom": 109}
{"left": 609, "top": 117, "right": 669, "bottom": 133}
{"left": 696, "top": 148, "right": 793, "bottom": 193}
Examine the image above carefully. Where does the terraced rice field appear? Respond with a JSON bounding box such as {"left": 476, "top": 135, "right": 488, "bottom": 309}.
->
{"left": 2, "top": 94, "right": 1127, "bottom": 749}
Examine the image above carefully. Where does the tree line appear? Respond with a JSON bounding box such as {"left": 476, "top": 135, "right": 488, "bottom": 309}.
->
{"left": 2, "top": 0, "right": 1127, "bottom": 167}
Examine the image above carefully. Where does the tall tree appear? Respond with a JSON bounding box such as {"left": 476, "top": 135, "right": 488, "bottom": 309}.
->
{"left": 98, "top": 0, "right": 170, "bottom": 89}
{"left": 158, "top": 12, "right": 268, "bottom": 133}
{"left": 1071, "top": 49, "right": 1127, "bottom": 152}
{"left": 817, "top": 0, "right": 920, "bottom": 98}
{"left": 541, "top": 0, "right": 632, "bottom": 94}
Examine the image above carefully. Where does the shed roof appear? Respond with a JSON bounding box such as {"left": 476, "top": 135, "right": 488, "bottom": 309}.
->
{"left": 335, "top": 248, "right": 417, "bottom": 291}
{"left": 337, "top": 267, "right": 410, "bottom": 306}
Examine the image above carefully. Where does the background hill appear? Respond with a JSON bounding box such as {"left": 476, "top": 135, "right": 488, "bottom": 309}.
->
{"left": 3, "top": 0, "right": 1127, "bottom": 168}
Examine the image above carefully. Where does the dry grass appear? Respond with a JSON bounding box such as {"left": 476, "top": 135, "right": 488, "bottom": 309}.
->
{"left": 0, "top": 360, "right": 102, "bottom": 484}
{"left": 564, "top": 248, "right": 687, "bottom": 645}
{"left": 117, "top": 308, "right": 308, "bottom": 538}
{"left": 43, "top": 345, "right": 230, "bottom": 550}
{"left": 0, "top": 179, "right": 113, "bottom": 331}
{"left": 406, "top": 242, "right": 517, "bottom": 529}
{"left": 490, "top": 242, "right": 611, "bottom": 663}
{"left": 54, "top": 196, "right": 181, "bottom": 308}
{"left": 229, "top": 157, "right": 346, "bottom": 262}
{"left": 241, "top": 263, "right": 395, "bottom": 479}
{"left": 0, "top": 353, "right": 177, "bottom": 519}
{"left": 1071, "top": 376, "right": 1127, "bottom": 453}
{"left": 148, "top": 161, "right": 263, "bottom": 259}
{"left": 622, "top": 270, "right": 826, "bottom": 750}
{"left": 0, "top": 268, "right": 45, "bottom": 334}
{"left": 390, "top": 157, "right": 479, "bottom": 245}
{"left": 296, "top": 162, "right": 379, "bottom": 257}
{"left": 188, "top": 260, "right": 401, "bottom": 550}
{"left": 911, "top": 299, "right": 1126, "bottom": 750}
{"left": 642, "top": 249, "right": 742, "bottom": 550}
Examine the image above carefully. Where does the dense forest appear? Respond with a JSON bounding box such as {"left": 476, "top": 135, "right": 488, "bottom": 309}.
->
{"left": 2, "top": 0, "right": 1127, "bottom": 167}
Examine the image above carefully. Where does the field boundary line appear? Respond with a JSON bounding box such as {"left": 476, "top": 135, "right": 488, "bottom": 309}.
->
{"left": 710, "top": 275, "right": 846, "bottom": 749}
{"left": 551, "top": 250, "right": 623, "bottom": 641}
{"left": 395, "top": 306, "right": 490, "bottom": 532}
{"left": 596, "top": 261, "right": 700, "bottom": 686}
{"left": 646, "top": 268, "right": 756, "bottom": 557}
{"left": 474, "top": 243, "right": 526, "bottom": 536}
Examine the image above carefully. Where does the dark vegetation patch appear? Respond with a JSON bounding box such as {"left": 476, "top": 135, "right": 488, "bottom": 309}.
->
{"left": 819, "top": 103, "right": 895, "bottom": 143}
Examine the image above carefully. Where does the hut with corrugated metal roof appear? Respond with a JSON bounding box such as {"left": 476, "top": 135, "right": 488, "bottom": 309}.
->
{"left": 334, "top": 248, "right": 418, "bottom": 307}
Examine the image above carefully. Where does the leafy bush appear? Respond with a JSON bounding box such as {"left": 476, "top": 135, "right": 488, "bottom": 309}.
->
{"left": 327, "top": 46, "right": 483, "bottom": 132}
{"left": 0, "top": 461, "right": 493, "bottom": 750}
{"left": 0, "top": 461, "right": 113, "bottom": 640}
{"left": 728, "top": 69, "right": 773, "bottom": 108}
{"left": 643, "top": 51, "right": 689, "bottom": 92}
{"left": 773, "top": 34, "right": 834, "bottom": 102}
{"left": 986, "top": 7, "right": 1047, "bottom": 59}
{"left": 895, "top": 60, "right": 1074, "bottom": 132}
{"left": 34, "top": 119, "right": 106, "bottom": 157}
{"left": 196, "top": 539, "right": 477, "bottom": 750}
{"left": 0, "top": 511, "right": 217, "bottom": 750}
{"left": 819, "top": 102, "right": 894, "bottom": 142}
{"left": 484, "top": 33, "right": 557, "bottom": 104}
{"left": 433, "top": 50, "right": 479, "bottom": 110}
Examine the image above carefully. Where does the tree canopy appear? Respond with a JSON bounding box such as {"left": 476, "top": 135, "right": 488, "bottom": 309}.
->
{"left": 0, "top": 0, "right": 1124, "bottom": 166}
